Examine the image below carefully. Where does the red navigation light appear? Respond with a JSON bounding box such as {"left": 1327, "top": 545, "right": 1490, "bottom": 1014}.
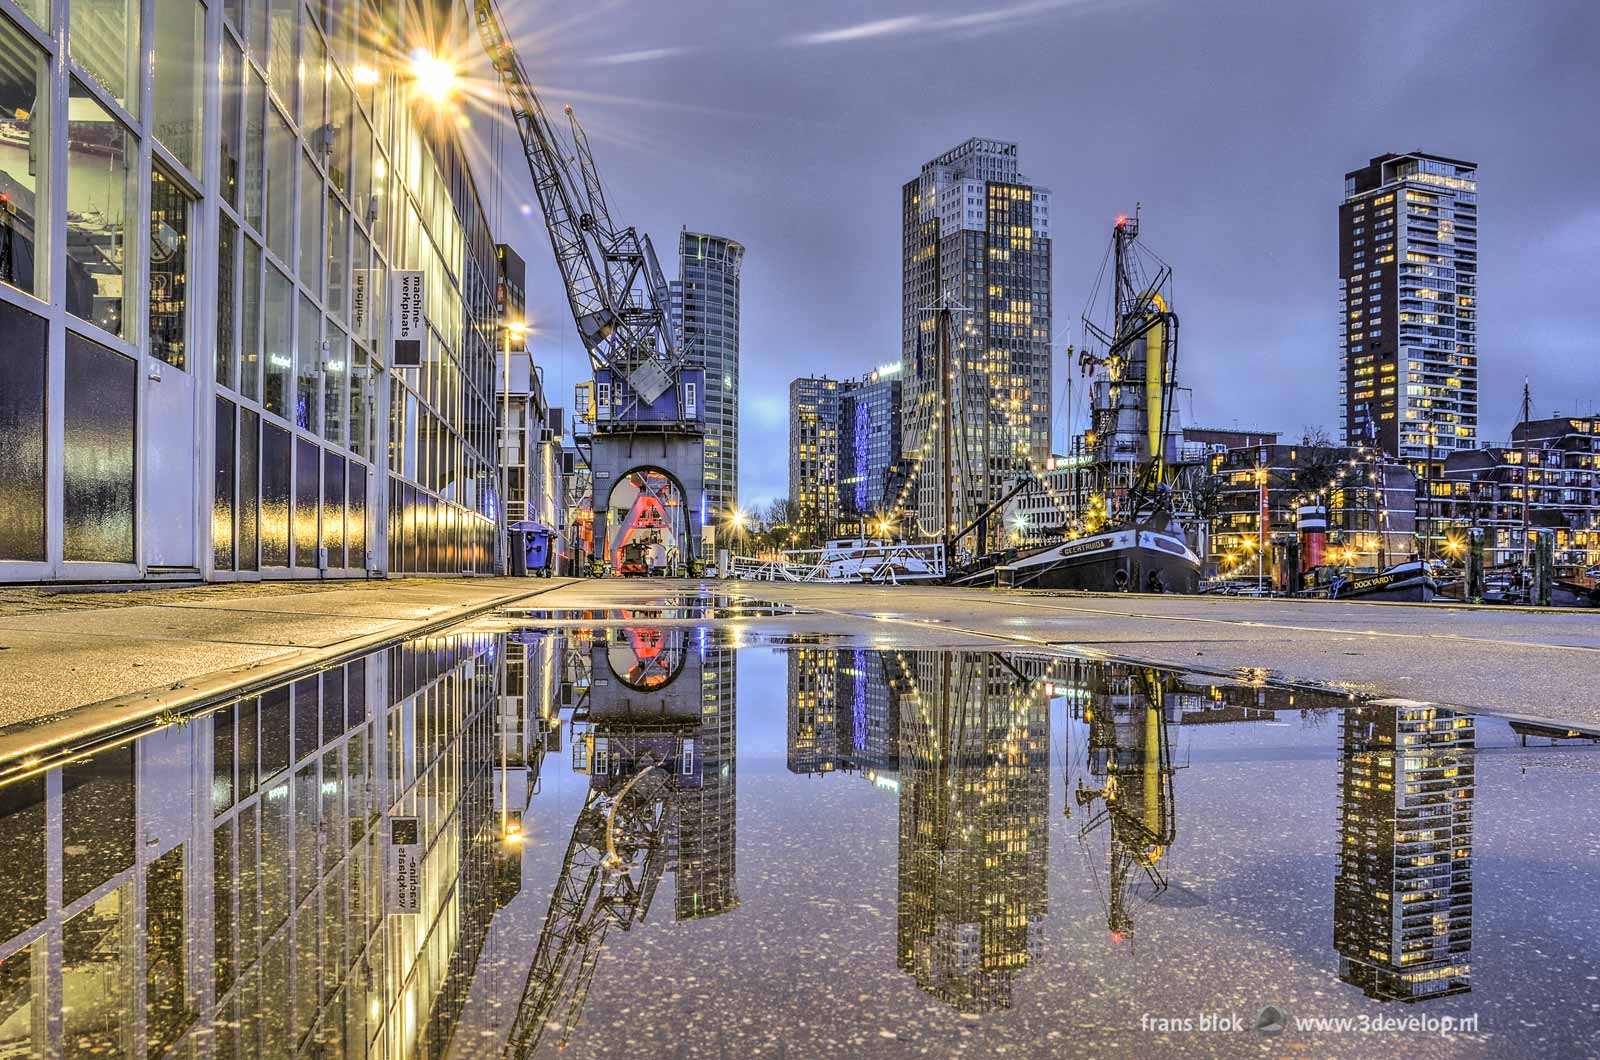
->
{"left": 1110, "top": 930, "right": 1125, "bottom": 943}
{"left": 1115, "top": 214, "right": 1128, "bottom": 227}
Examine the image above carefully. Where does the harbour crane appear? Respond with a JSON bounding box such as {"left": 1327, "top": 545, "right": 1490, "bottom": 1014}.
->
{"left": 472, "top": 0, "right": 707, "bottom": 569}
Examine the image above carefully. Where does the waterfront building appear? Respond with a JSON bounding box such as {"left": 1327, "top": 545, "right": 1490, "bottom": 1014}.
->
{"left": 786, "top": 645, "right": 847, "bottom": 774}
{"left": 0, "top": 629, "right": 504, "bottom": 1056}
{"left": 1338, "top": 152, "right": 1480, "bottom": 474}
{"left": 671, "top": 231, "right": 745, "bottom": 558}
{"left": 0, "top": 0, "right": 512, "bottom": 583}
{"left": 494, "top": 245, "right": 565, "bottom": 571}
{"left": 1210, "top": 442, "right": 1417, "bottom": 585}
{"left": 1334, "top": 704, "right": 1474, "bottom": 1002}
{"left": 902, "top": 138, "right": 1053, "bottom": 541}
{"left": 675, "top": 638, "right": 739, "bottom": 920}
{"left": 787, "top": 375, "right": 841, "bottom": 538}
{"left": 1434, "top": 414, "right": 1600, "bottom": 572}
{"left": 839, "top": 362, "right": 905, "bottom": 525}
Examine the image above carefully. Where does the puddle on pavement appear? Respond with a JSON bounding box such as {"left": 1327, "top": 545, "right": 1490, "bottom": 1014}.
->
{"left": 504, "top": 592, "right": 808, "bottom": 622}
{"left": 0, "top": 621, "right": 1595, "bottom": 1059}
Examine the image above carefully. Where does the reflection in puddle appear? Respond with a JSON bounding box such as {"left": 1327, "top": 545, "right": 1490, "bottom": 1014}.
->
{"left": 0, "top": 624, "right": 1591, "bottom": 1058}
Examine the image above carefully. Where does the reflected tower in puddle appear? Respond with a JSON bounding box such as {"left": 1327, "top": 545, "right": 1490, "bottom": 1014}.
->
{"left": 892, "top": 652, "right": 1050, "bottom": 1013}
{"left": 1334, "top": 705, "right": 1474, "bottom": 1002}
{"left": 785, "top": 645, "right": 902, "bottom": 781}
{"left": 1072, "top": 664, "right": 1179, "bottom": 943}
{"left": 0, "top": 630, "right": 505, "bottom": 1059}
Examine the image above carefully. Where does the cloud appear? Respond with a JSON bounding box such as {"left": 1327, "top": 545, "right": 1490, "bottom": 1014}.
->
{"left": 788, "top": 1, "right": 1095, "bottom": 46}
{"left": 789, "top": 15, "right": 926, "bottom": 45}
{"left": 593, "top": 47, "right": 689, "bottom": 64}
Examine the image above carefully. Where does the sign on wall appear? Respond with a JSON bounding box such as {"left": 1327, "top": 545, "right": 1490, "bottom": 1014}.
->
{"left": 352, "top": 269, "right": 374, "bottom": 341}
{"left": 391, "top": 270, "right": 426, "bottom": 366}
{"left": 386, "top": 815, "right": 422, "bottom": 914}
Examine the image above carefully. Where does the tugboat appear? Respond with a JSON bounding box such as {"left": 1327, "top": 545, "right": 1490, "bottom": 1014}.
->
{"left": 949, "top": 212, "right": 1202, "bottom": 593}
{"left": 1327, "top": 558, "right": 1438, "bottom": 603}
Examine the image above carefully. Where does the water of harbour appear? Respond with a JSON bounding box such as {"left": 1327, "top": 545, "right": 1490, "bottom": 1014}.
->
{"left": 0, "top": 608, "right": 1596, "bottom": 1059}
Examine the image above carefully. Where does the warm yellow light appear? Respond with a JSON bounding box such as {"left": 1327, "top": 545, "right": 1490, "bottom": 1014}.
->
{"left": 351, "top": 64, "right": 380, "bottom": 87}
{"left": 409, "top": 49, "right": 458, "bottom": 103}
{"left": 504, "top": 320, "right": 529, "bottom": 338}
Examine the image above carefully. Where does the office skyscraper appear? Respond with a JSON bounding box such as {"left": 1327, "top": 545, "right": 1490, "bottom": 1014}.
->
{"left": 788, "top": 375, "right": 841, "bottom": 536}
{"left": 672, "top": 231, "right": 745, "bottom": 557}
{"left": 1339, "top": 152, "right": 1479, "bottom": 472}
{"left": 902, "top": 139, "right": 1053, "bottom": 540}
{"left": 840, "top": 363, "right": 905, "bottom": 522}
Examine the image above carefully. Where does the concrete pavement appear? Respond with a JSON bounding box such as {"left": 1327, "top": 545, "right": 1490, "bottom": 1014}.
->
{"left": 0, "top": 577, "right": 569, "bottom": 760}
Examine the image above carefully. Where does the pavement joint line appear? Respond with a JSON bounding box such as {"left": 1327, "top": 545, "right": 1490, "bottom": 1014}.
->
{"left": 877, "top": 588, "right": 1600, "bottom": 655}
{"left": 0, "top": 579, "right": 571, "bottom": 778}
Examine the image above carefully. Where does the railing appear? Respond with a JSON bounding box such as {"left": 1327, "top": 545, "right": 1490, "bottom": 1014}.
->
{"left": 728, "top": 542, "right": 947, "bottom": 584}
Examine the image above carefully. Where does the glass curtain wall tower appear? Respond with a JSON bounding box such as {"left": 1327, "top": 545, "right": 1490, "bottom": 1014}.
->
{"left": 670, "top": 230, "right": 744, "bottom": 560}
{"left": 1339, "top": 152, "right": 1479, "bottom": 473}
{"left": 901, "top": 139, "right": 1052, "bottom": 542}
{"left": 0, "top": 0, "right": 502, "bottom": 583}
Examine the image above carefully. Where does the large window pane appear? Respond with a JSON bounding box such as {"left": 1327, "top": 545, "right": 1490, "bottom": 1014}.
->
{"left": 323, "top": 452, "right": 344, "bottom": 569}
{"left": 0, "top": 21, "right": 47, "bottom": 297}
{"left": 266, "top": 0, "right": 297, "bottom": 116}
{"left": 298, "top": 152, "right": 322, "bottom": 292}
{"left": 219, "top": 40, "right": 243, "bottom": 209}
{"left": 217, "top": 215, "right": 238, "bottom": 388}
{"left": 326, "top": 193, "right": 347, "bottom": 317}
{"left": 323, "top": 324, "right": 346, "bottom": 446}
{"left": 64, "top": 333, "right": 135, "bottom": 563}
{"left": 214, "top": 397, "right": 236, "bottom": 570}
{"left": 242, "top": 71, "right": 265, "bottom": 231}
{"left": 70, "top": 0, "right": 139, "bottom": 116}
{"left": 0, "top": 300, "right": 46, "bottom": 560}
{"left": 65, "top": 82, "right": 132, "bottom": 336}
{"left": 349, "top": 350, "right": 373, "bottom": 461}
{"left": 145, "top": 845, "right": 190, "bottom": 1057}
{"left": 263, "top": 264, "right": 291, "bottom": 419}
{"left": 293, "top": 437, "right": 318, "bottom": 566}
{"left": 302, "top": 24, "right": 325, "bottom": 137}
{"left": 261, "top": 421, "right": 290, "bottom": 565}
{"left": 151, "top": 0, "right": 203, "bottom": 169}
{"left": 296, "top": 292, "right": 319, "bottom": 432}
{"left": 241, "top": 237, "right": 263, "bottom": 399}
{"left": 348, "top": 462, "right": 366, "bottom": 567}
{"left": 62, "top": 886, "right": 129, "bottom": 1058}
{"left": 61, "top": 745, "right": 134, "bottom": 905}
{"left": 148, "top": 166, "right": 190, "bottom": 370}
{"left": 265, "top": 106, "right": 293, "bottom": 262}
{"left": 239, "top": 407, "right": 260, "bottom": 570}
{"left": 329, "top": 73, "right": 352, "bottom": 197}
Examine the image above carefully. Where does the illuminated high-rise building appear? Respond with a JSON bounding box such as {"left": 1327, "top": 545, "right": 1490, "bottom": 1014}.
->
{"left": 1338, "top": 153, "right": 1479, "bottom": 472}
{"left": 671, "top": 231, "right": 745, "bottom": 557}
{"left": 787, "top": 376, "right": 842, "bottom": 537}
{"left": 1334, "top": 704, "right": 1474, "bottom": 1002}
{"left": 902, "top": 139, "right": 1053, "bottom": 540}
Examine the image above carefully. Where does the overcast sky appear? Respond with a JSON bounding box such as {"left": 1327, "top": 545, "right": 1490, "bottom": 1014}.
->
{"left": 473, "top": 0, "right": 1600, "bottom": 509}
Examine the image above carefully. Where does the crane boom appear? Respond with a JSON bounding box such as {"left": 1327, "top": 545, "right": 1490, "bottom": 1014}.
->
{"left": 474, "top": 0, "right": 681, "bottom": 407}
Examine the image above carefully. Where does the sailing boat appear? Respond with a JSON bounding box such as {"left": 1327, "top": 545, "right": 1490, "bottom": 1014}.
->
{"left": 951, "top": 213, "right": 1202, "bottom": 592}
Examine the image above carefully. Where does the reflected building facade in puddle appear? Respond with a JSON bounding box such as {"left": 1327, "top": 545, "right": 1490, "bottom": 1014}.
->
{"left": 0, "top": 630, "right": 503, "bottom": 1059}
{"left": 1334, "top": 705, "right": 1475, "bottom": 1002}
{"left": 783, "top": 648, "right": 1052, "bottom": 1011}
{"left": 893, "top": 652, "right": 1051, "bottom": 1013}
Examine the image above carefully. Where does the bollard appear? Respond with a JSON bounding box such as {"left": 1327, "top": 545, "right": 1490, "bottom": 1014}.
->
{"left": 1532, "top": 529, "right": 1555, "bottom": 607}
{"left": 1466, "top": 527, "right": 1485, "bottom": 603}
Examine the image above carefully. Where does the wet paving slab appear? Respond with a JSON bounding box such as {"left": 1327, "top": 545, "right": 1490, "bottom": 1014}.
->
{"left": 0, "top": 608, "right": 1596, "bottom": 1059}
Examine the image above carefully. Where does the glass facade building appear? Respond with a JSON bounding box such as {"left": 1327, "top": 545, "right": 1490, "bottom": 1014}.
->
{"left": 0, "top": 0, "right": 504, "bottom": 583}
{"left": 1339, "top": 152, "right": 1479, "bottom": 471}
{"left": 670, "top": 230, "right": 744, "bottom": 558}
{"left": 786, "top": 375, "right": 839, "bottom": 537}
{"left": 902, "top": 138, "right": 1052, "bottom": 540}
{"left": 839, "top": 363, "right": 904, "bottom": 520}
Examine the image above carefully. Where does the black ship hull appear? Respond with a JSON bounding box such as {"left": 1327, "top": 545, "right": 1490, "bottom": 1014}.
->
{"left": 951, "top": 527, "right": 1202, "bottom": 594}
{"left": 1328, "top": 562, "right": 1437, "bottom": 603}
